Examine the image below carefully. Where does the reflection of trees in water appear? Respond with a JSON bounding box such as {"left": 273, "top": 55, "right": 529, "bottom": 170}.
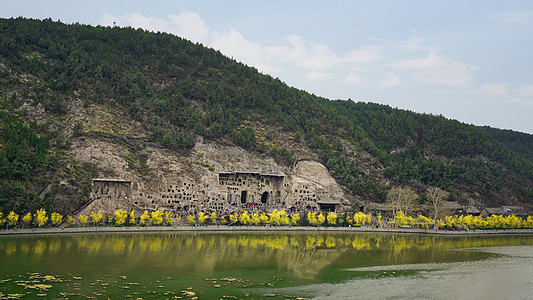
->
{"left": 2, "top": 233, "right": 533, "bottom": 279}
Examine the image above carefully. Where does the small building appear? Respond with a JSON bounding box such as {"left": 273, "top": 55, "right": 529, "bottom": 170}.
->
{"left": 465, "top": 206, "right": 482, "bottom": 215}
{"left": 480, "top": 207, "right": 503, "bottom": 217}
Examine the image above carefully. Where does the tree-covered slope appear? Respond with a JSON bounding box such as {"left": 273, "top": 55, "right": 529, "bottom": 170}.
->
{"left": 474, "top": 126, "right": 533, "bottom": 161}
{"left": 0, "top": 17, "right": 531, "bottom": 214}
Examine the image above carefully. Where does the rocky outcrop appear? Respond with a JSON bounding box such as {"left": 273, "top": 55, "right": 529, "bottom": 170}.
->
{"left": 70, "top": 134, "right": 351, "bottom": 216}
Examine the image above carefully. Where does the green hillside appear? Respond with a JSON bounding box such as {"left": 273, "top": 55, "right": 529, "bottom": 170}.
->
{"left": 0, "top": 17, "right": 532, "bottom": 214}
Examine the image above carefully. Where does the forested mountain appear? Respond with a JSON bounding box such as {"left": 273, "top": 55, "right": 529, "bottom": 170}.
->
{"left": 0, "top": 17, "right": 532, "bottom": 214}
{"left": 473, "top": 126, "right": 533, "bottom": 161}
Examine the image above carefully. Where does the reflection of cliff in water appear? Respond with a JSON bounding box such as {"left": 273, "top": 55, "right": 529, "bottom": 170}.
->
{"left": 2, "top": 232, "right": 533, "bottom": 279}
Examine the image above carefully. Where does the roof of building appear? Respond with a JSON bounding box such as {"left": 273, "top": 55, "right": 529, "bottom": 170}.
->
{"left": 482, "top": 207, "right": 504, "bottom": 215}
{"left": 446, "top": 201, "right": 463, "bottom": 210}
{"left": 465, "top": 206, "right": 481, "bottom": 214}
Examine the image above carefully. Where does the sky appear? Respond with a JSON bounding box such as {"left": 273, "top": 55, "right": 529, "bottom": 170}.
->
{"left": 2, "top": 1, "right": 533, "bottom": 133}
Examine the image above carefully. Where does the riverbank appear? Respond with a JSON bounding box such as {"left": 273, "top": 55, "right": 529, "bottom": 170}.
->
{"left": 2, "top": 225, "right": 533, "bottom": 236}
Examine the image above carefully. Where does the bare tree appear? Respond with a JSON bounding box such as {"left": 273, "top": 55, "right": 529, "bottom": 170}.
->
{"left": 386, "top": 187, "right": 418, "bottom": 216}
{"left": 426, "top": 186, "right": 450, "bottom": 221}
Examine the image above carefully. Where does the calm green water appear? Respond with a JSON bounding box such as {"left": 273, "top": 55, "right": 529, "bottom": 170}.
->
{"left": 1, "top": 231, "right": 533, "bottom": 299}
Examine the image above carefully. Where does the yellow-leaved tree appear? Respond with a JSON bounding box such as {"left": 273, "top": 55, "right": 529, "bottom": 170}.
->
{"left": 307, "top": 212, "right": 317, "bottom": 226}
{"left": 240, "top": 211, "right": 251, "bottom": 225}
{"left": 140, "top": 211, "right": 150, "bottom": 226}
{"left": 251, "top": 212, "right": 260, "bottom": 225}
{"left": 290, "top": 213, "right": 300, "bottom": 226}
{"left": 151, "top": 210, "right": 164, "bottom": 225}
{"left": 115, "top": 209, "right": 127, "bottom": 226}
{"left": 416, "top": 214, "right": 433, "bottom": 229}
{"left": 22, "top": 212, "right": 32, "bottom": 228}
{"left": 353, "top": 212, "right": 367, "bottom": 226}
{"left": 279, "top": 210, "right": 290, "bottom": 226}
{"left": 395, "top": 211, "right": 408, "bottom": 227}
{"left": 164, "top": 211, "right": 174, "bottom": 226}
{"left": 90, "top": 211, "right": 103, "bottom": 226}
{"left": 210, "top": 212, "right": 217, "bottom": 225}
{"left": 259, "top": 212, "right": 269, "bottom": 224}
{"left": 187, "top": 214, "right": 196, "bottom": 225}
{"left": 51, "top": 212, "right": 63, "bottom": 226}
{"left": 65, "top": 215, "right": 74, "bottom": 226}
{"left": 317, "top": 213, "right": 326, "bottom": 226}
{"left": 229, "top": 213, "right": 238, "bottom": 224}
{"left": 7, "top": 211, "right": 19, "bottom": 228}
{"left": 268, "top": 209, "right": 281, "bottom": 226}
{"left": 197, "top": 212, "right": 208, "bottom": 225}
{"left": 326, "top": 212, "right": 337, "bottom": 226}
{"left": 129, "top": 210, "right": 136, "bottom": 225}
{"left": 34, "top": 208, "right": 49, "bottom": 227}
{"left": 78, "top": 214, "right": 88, "bottom": 227}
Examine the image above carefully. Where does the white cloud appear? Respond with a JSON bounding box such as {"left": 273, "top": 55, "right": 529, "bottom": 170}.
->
{"left": 264, "top": 35, "right": 338, "bottom": 70}
{"left": 168, "top": 11, "right": 209, "bottom": 42}
{"left": 516, "top": 84, "right": 533, "bottom": 97}
{"left": 306, "top": 70, "right": 332, "bottom": 81}
{"left": 343, "top": 47, "right": 381, "bottom": 64}
{"left": 478, "top": 83, "right": 509, "bottom": 96}
{"left": 380, "top": 73, "right": 401, "bottom": 87}
{"left": 388, "top": 52, "right": 477, "bottom": 88}
{"left": 399, "top": 36, "right": 432, "bottom": 51}
{"left": 343, "top": 70, "right": 364, "bottom": 85}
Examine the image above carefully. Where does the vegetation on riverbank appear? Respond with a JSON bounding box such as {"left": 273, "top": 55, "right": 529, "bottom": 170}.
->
{"left": 2, "top": 208, "right": 533, "bottom": 231}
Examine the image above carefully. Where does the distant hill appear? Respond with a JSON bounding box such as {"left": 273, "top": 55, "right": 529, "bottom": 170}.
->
{"left": 0, "top": 17, "right": 531, "bottom": 214}
{"left": 473, "top": 126, "right": 533, "bottom": 161}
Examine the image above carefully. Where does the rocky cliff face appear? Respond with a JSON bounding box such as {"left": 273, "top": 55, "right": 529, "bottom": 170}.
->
{"left": 76, "top": 134, "right": 351, "bottom": 216}
{"left": 60, "top": 101, "right": 350, "bottom": 216}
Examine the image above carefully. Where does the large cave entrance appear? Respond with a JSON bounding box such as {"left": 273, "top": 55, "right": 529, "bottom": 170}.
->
{"left": 241, "top": 191, "right": 247, "bottom": 204}
{"left": 261, "top": 191, "right": 268, "bottom": 204}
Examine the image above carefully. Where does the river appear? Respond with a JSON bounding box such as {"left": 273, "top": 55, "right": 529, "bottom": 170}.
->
{"left": 1, "top": 231, "right": 532, "bottom": 299}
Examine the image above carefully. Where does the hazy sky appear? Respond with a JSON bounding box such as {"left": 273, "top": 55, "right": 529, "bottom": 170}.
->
{"left": 3, "top": 1, "right": 533, "bottom": 133}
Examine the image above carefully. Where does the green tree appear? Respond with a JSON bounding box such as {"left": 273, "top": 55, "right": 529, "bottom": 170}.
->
{"left": 233, "top": 127, "right": 255, "bottom": 150}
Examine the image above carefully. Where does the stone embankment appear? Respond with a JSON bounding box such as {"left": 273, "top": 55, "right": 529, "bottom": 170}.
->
{"left": 2, "top": 226, "right": 533, "bottom": 236}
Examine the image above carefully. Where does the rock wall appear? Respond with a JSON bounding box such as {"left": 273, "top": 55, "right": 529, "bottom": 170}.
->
{"left": 72, "top": 137, "right": 352, "bottom": 216}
